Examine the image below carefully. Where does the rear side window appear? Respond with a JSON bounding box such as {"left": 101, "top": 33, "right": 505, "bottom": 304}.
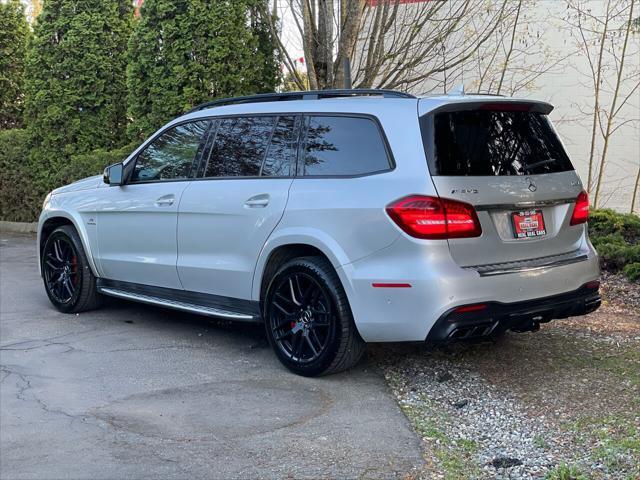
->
{"left": 203, "top": 116, "right": 276, "bottom": 178}
{"left": 302, "top": 116, "right": 391, "bottom": 176}
{"left": 433, "top": 110, "right": 573, "bottom": 176}
{"left": 131, "top": 120, "right": 210, "bottom": 183}
{"left": 200, "top": 115, "right": 298, "bottom": 178}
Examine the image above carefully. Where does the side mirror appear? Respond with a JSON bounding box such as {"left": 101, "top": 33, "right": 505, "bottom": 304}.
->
{"left": 103, "top": 163, "right": 124, "bottom": 186}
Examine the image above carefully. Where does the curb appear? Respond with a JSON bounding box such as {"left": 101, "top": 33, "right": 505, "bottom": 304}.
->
{"left": 0, "top": 221, "right": 38, "bottom": 234}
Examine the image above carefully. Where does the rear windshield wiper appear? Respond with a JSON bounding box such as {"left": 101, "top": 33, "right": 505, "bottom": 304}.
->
{"left": 523, "top": 158, "right": 557, "bottom": 172}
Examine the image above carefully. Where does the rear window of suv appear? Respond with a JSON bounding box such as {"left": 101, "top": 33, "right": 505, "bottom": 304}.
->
{"left": 432, "top": 109, "right": 574, "bottom": 176}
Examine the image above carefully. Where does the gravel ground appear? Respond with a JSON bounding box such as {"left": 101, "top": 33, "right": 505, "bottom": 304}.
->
{"left": 374, "top": 275, "right": 640, "bottom": 480}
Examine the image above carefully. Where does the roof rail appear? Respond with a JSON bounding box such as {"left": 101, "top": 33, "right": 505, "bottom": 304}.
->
{"left": 186, "top": 89, "right": 416, "bottom": 113}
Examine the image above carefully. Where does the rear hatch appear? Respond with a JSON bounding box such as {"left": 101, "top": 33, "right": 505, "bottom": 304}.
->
{"left": 419, "top": 99, "right": 584, "bottom": 267}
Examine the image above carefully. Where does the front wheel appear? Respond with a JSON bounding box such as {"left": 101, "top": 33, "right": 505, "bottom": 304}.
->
{"left": 41, "top": 225, "right": 102, "bottom": 313}
{"left": 264, "top": 256, "right": 365, "bottom": 376}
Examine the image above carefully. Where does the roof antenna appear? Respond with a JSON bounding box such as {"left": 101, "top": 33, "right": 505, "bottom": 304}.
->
{"left": 450, "top": 84, "right": 465, "bottom": 96}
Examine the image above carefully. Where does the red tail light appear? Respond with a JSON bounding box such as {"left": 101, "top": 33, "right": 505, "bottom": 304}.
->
{"left": 386, "top": 195, "right": 482, "bottom": 239}
{"left": 570, "top": 191, "right": 589, "bottom": 225}
{"left": 454, "top": 303, "right": 488, "bottom": 313}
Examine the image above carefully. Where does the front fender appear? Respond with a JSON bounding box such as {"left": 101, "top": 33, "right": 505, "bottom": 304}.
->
{"left": 38, "top": 208, "right": 101, "bottom": 278}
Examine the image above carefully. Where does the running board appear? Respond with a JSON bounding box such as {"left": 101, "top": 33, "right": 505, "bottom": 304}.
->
{"left": 98, "top": 287, "right": 256, "bottom": 321}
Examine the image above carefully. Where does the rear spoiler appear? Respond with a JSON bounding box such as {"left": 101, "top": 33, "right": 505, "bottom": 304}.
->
{"left": 419, "top": 99, "right": 554, "bottom": 116}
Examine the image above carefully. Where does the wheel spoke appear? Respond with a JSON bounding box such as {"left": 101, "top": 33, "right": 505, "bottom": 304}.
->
{"left": 53, "top": 240, "right": 63, "bottom": 262}
{"left": 293, "top": 275, "right": 306, "bottom": 304}
{"left": 46, "top": 253, "right": 63, "bottom": 266}
{"left": 274, "top": 330, "right": 293, "bottom": 341}
{"left": 272, "top": 300, "right": 293, "bottom": 316}
{"left": 310, "top": 329, "right": 324, "bottom": 351}
{"left": 63, "top": 278, "right": 74, "bottom": 297}
{"left": 275, "top": 292, "right": 294, "bottom": 306}
{"left": 46, "top": 260, "right": 62, "bottom": 270}
{"left": 294, "top": 332, "right": 305, "bottom": 360}
{"left": 305, "top": 335, "right": 318, "bottom": 357}
{"left": 288, "top": 278, "right": 301, "bottom": 306}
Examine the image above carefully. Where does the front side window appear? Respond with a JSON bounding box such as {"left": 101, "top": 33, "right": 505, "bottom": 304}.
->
{"left": 432, "top": 110, "right": 574, "bottom": 176}
{"left": 131, "top": 121, "right": 210, "bottom": 183}
{"left": 303, "top": 116, "right": 391, "bottom": 176}
{"left": 203, "top": 116, "right": 277, "bottom": 178}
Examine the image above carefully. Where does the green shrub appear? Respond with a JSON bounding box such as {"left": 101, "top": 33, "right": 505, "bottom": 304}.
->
{"left": 623, "top": 263, "right": 640, "bottom": 282}
{"left": 0, "top": 129, "right": 42, "bottom": 222}
{"left": 0, "top": 132, "right": 136, "bottom": 222}
{"left": 63, "top": 143, "right": 137, "bottom": 186}
{"left": 589, "top": 209, "right": 640, "bottom": 282}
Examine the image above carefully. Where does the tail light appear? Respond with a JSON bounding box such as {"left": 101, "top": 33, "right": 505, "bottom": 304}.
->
{"left": 386, "top": 195, "right": 482, "bottom": 239}
{"left": 570, "top": 191, "right": 589, "bottom": 225}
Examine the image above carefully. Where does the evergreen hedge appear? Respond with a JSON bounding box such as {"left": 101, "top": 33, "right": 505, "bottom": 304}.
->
{"left": 126, "top": 0, "right": 279, "bottom": 139}
{"left": 588, "top": 209, "right": 640, "bottom": 282}
{"left": 23, "top": 0, "right": 133, "bottom": 202}
{"left": 0, "top": 0, "right": 30, "bottom": 129}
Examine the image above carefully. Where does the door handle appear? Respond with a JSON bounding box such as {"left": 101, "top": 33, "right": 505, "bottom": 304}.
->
{"left": 155, "top": 194, "right": 175, "bottom": 207}
{"left": 244, "top": 194, "right": 270, "bottom": 208}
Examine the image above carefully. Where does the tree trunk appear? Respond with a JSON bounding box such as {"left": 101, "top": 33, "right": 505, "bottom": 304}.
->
{"left": 586, "top": 0, "right": 611, "bottom": 195}
{"left": 594, "top": 0, "right": 635, "bottom": 207}
{"left": 632, "top": 165, "right": 640, "bottom": 214}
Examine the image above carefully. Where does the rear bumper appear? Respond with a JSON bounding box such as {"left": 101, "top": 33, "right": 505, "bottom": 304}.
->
{"left": 337, "top": 233, "right": 600, "bottom": 342}
{"left": 425, "top": 282, "right": 601, "bottom": 342}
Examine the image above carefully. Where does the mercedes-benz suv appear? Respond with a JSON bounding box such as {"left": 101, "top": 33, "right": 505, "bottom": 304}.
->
{"left": 38, "top": 89, "right": 601, "bottom": 376}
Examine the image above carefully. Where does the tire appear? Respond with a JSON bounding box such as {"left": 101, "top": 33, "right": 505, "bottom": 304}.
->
{"left": 41, "top": 225, "right": 102, "bottom": 313}
{"left": 263, "top": 256, "right": 365, "bottom": 376}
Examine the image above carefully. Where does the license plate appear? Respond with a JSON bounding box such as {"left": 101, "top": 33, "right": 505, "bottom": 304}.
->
{"left": 512, "top": 209, "right": 546, "bottom": 238}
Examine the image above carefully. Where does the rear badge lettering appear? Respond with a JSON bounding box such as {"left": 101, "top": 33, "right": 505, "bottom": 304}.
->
{"left": 450, "top": 188, "right": 478, "bottom": 194}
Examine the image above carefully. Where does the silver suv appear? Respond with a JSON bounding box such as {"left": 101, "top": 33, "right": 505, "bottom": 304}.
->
{"left": 38, "top": 89, "right": 601, "bottom": 376}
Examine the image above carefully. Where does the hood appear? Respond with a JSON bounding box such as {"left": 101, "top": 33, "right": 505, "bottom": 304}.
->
{"left": 51, "top": 174, "right": 103, "bottom": 195}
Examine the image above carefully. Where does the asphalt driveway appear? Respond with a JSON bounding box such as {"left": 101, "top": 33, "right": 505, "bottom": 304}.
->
{"left": 0, "top": 233, "right": 423, "bottom": 479}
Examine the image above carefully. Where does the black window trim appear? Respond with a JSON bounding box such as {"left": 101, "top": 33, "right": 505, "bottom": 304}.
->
{"left": 124, "top": 111, "right": 395, "bottom": 184}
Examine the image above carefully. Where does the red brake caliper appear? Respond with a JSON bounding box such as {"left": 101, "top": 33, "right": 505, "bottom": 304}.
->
{"left": 71, "top": 255, "right": 78, "bottom": 285}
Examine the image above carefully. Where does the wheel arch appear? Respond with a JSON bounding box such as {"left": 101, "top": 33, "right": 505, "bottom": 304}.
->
{"left": 38, "top": 212, "right": 100, "bottom": 278}
{"left": 252, "top": 231, "right": 356, "bottom": 313}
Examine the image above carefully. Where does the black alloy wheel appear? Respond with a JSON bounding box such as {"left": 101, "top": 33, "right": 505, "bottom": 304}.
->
{"left": 41, "top": 225, "right": 102, "bottom": 313}
{"left": 264, "top": 256, "right": 365, "bottom": 376}
{"left": 43, "top": 235, "right": 79, "bottom": 304}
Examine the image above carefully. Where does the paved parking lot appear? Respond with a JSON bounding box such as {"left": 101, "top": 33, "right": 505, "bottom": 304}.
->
{"left": 0, "top": 233, "right": 422, "bottom": 479}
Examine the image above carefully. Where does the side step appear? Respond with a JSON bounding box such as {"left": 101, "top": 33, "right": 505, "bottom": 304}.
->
{"left": 98, "top": 287, "right": 256, "bottom": 321}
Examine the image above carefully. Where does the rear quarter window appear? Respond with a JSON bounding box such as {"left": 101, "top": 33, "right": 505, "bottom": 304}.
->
{"left": 432, "top": 110, "right": 574, "bottom": 176}
{"left": 302, "top": 116, "right": 391, "bottom": 176}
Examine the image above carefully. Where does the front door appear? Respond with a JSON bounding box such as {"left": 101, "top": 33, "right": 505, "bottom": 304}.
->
{"left": 96, "top": 120, "right": 210, "bottom": 289}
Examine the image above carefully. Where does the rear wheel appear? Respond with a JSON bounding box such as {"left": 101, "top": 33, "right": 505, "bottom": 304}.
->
{"left": 42, "top": 225, "right": 102, "bottom": 313}
{"left": 264, "top": 256, "right": 365, "bottom": 376}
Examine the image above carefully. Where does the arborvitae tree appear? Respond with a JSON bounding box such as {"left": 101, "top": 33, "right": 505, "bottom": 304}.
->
{"left": 0, "top": 0, "right": 31, "bottom": 129}
{"left": 24, "top": 0, "right": 132, "bottom": 180}
{"left": 127, "top": 0, "right": 279, "bottom": 139}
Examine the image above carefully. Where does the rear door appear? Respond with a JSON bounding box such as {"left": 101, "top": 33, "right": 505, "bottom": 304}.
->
{"left": 176, "top": 114, "right": 299, "bottom": 299}
{"left": 420, "top": 101, "right": 584, "bottom": 267}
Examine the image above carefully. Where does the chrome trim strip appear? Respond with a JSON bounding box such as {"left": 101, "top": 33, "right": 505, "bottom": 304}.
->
{"left": 98, "top": 287, "right": 255, "bottom": 321}
{"left": 465, "top": 250, "right": 589, "bottom": 277}
{"left": 475, "top": 198, "right": 574, "bottom": 211}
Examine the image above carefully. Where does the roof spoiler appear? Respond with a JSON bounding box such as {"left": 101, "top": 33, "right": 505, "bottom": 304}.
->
{"left": 421, "top": 99, "right": 554, "bottom": 116}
